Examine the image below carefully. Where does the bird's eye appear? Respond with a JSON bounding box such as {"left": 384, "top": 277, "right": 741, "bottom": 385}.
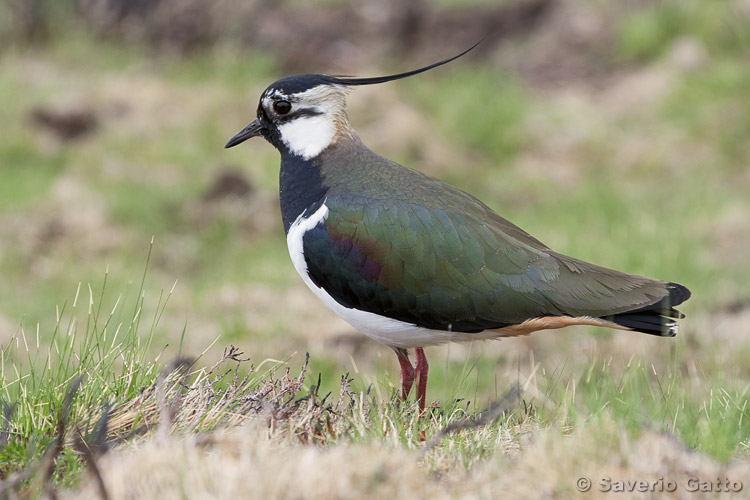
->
{"left": 273, "top": 100, "right": 292, "bottom": 115}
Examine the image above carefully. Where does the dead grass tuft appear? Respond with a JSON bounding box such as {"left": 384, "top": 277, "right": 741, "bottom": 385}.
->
{"left": 96, "top": 349, "right": 356, "bottom": 445}
{"left": 66, "top": 413, "right": 750, "bottom": 500}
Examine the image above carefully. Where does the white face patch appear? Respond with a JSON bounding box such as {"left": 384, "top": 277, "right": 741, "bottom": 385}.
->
{"left": 277, "top": 113, "right": 335, "bottom": 160}
{"left": 261, "top": 84, "right": 350, "bottom": 160}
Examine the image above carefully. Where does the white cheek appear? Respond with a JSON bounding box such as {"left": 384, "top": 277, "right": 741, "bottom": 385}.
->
{"left": 278, "top": 115, "right": 335, "bottom": 160}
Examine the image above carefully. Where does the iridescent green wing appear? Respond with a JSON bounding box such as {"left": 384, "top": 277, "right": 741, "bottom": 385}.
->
{"left": 301, "top": 193, "right": 672, "bottom": 332}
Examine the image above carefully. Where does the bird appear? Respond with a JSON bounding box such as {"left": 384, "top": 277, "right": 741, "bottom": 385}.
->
{"left": 224, "top": 44, "right": 691, "bottom": 411}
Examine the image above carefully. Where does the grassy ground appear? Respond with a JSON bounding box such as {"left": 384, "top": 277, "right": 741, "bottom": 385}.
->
{"left": 1, "top": 0, "right": 750, "bottom": 497}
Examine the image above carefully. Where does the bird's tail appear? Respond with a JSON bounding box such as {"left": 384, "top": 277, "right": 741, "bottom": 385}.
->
{"left": 602, "top": 282, "right": 691, "bottom": 337}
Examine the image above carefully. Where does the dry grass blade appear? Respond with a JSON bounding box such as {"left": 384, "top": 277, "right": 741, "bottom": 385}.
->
{"left": 422, "top": 383, "right": 522, "bottom": 453}
{"left": 72, "top": 402, "right": 112, "bottom": 500}
{"left": 74, "top": 408, "right": 111, "bottom": 500}
{"left": 88, "top": 402, "right": 111, "bottom": 456}
{"left": 0, "top": 468, "right": 34, "bottom": 499}
{"left": 95, "top": 350, "right": 342, "bottom": 444}
{"left": 157, "top": 358, "right": 193, "bottom": 440}
{"left": 0, "top": 402, "right": 14, "bottom": 449}
{"left": 36, "top": 376, "right": 82, "bottom": 499}
{"left": 73, "top": 437, "right": 109, "bottom": 500}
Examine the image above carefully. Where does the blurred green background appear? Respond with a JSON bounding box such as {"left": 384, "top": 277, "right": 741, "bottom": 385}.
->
{"left": 1, "top": 0, "right": 749, "bottom": 410}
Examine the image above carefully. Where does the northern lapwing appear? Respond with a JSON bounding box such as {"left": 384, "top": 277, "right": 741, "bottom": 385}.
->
{"left": 225, "top": 45, "right": 691, "bottom": 411}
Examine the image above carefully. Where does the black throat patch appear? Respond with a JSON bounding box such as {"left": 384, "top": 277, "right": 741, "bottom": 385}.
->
{"left": 278, "top": 152, "right": 329, "bottom": 234}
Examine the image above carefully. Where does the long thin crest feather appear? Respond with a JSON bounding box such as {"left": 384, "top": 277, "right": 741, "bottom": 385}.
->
{"left": 330, "top": 41, "right": 481, "bottom": 86}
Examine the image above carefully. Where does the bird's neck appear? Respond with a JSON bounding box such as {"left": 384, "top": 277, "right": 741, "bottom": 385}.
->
{"left": 278, "top": 128, "right": 386, "bottom": 233}
{"left": 277, "top": 125, "right": 364, "bottom": 233}
{"left": 279, "top": 151, "right": 328, "bottom": 234}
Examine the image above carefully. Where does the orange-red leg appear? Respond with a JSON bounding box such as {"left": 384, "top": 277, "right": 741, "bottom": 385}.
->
{"left": 414, "top": 347, "right": 429, "bottom": 412}
{"left": 396, "top": 349, "right": 415, "bottom": 400}
{"left": 395, "top": 348, "right": 429, "bottom": 411}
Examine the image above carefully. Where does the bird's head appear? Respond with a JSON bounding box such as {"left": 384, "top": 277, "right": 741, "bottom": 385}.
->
{"left": 224, "top": 42, "right": 480, "bottom": 160}
{"left": 224, "top": 75, "right": 351, "bottom": 160}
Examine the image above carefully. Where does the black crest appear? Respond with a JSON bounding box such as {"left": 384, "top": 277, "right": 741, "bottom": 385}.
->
{"left": 264, "top": 42, "right": 481, "bottom": 97}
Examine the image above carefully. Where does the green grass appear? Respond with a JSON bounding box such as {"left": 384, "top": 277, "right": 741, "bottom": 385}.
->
{"left": 1, "top": 263, "right": 748, "bottom": 495}
{"left": 5, "top": 288, "right": 748, "bottom": 488}
{"left": 405, "top": 67, "right": 528, "bottom": 165}
{"left": 617, "top": 0, "right": 750, "bottom": 62}
{"left": 0, "top": 246, "right": 168, "bottom": 481}
{"left": 0, "top": 145, "right": 67, "bottom": 212}
{"left": 662, "top": 61, "right": 750, "bottom": 168}
{"left": 553, "top": 357, "right": 750, "bottom": 462}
